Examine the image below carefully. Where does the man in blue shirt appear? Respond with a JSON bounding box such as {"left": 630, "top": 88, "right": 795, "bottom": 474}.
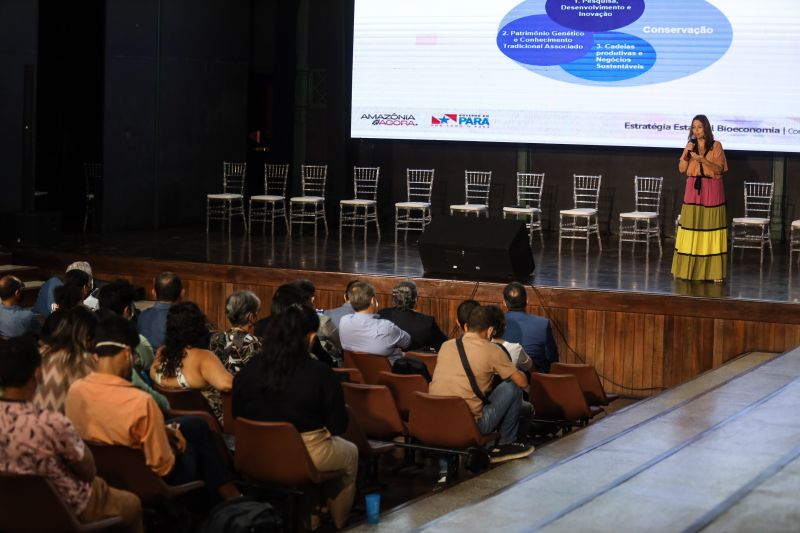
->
{"left": 137, "top": 272, "right": 183, "bottom": 349}
{"left": 324, "top": 279, "right": 358, "bottom": 329}
{"left": 502, "top": 282, "right": 559, "bottom": 373}
{"left": 33, "top": 261, "right": 97, "bottom": 316}
{"left": 339, "top": 281, "right": 410, "bottom": 364}
{"left": 0, "top": 276, "right": 41, "bottom": 337}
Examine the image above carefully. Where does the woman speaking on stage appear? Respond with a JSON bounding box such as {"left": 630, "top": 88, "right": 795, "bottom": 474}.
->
{"left": 672, "top": 114, "right": 728, "bottom": 282}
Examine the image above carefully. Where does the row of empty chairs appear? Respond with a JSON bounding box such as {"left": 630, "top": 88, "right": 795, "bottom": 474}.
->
{"left": 206, "top": 162, "right": 785, "bottom": 262}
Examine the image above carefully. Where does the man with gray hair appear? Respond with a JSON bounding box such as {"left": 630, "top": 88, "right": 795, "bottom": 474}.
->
{"left": 378, "top": 280, "right": 447, "bottom": 351}
{"left": 210, "top": 290, "right": 262, "bottom": 375}
{"left": 339, "top": 281, "right": 410, "bottom": 363}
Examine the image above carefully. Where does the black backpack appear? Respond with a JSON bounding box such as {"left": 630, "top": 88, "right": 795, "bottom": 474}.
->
{"left": 392, "top": 355, "right": 432, "bottom": 382}
{"left": 199, "top": 497, "right": 282, "bottom": 533}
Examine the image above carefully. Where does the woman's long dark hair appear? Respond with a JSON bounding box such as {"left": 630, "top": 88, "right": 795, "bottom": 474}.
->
{"left": 261, "top": 303, "right": 319, "bottom": 393}
{"left": 53, "top": 269, "right": 91, "bottom": 311}
{"left": 161, "top": 301, "right": 211, "bottom": 377}
{"left": 688, "top": 114, "right": 715, "bottom": 155}
{"left": 41, "top": 306, "right": 98, "bottom": 371}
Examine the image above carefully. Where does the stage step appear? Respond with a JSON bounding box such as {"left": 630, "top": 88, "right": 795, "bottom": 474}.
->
{"left": 0, "top": 264, "right": 41, "bottom": 282}
{"left": 355, "top": 349, "right": 800, "bottom": 532}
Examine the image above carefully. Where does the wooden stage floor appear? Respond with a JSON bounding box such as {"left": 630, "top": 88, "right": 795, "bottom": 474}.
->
{"left": 18, "top": 227, "right": 800, "bottom": 303}
{"left": 13, "top": 227, "right": 800, "bottom": 398}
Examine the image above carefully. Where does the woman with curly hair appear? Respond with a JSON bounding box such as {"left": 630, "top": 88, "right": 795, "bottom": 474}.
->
{"left": 150, "top": 301, "right": 233, "bottom": 420}
{"left": 32, "top": 306, "right": 97, "bottom": 413}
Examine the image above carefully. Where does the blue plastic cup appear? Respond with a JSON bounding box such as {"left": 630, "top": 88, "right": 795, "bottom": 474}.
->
{"left": 365, "top": 493, "right": 381, "bottom": 524}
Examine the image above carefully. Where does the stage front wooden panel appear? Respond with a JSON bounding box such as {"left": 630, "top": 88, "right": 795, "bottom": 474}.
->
{"left": 18, "top": 250, "right": 800, "bottom": 398}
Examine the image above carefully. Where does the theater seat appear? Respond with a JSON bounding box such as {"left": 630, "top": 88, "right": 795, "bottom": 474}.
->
{"left": 341, "top": 383, "right": 407, "bottom": 440}
{"left": 408, "top": 392, "right": 497, "bottom": 476}
{"left": 152, "top": 384, "right": 221, "bottom": 428}
{"left": 333, "top": 367, "right": 365, "bottom": 384}
{"left": 377, "top": 371, "right": 429, "bottom": 420}
{"left": 0, "top": 473, "right": 125, "bottom": 532}
{"left": 529, "top": 372, "right": 603, "bottom": 432}
{"left": 234, "top": 418, "right": 344, "bottom": 487}
{"left": 343, "top": 351, "right": 393, "bottom": 384}
{"left": 550, "top": 362, "right": 620, "bottom": 406}
{"left": 341, "top": 405, "right": 395, "bottom": 487}
{"left": 234, "top": 418, "right": 345, "bottom": 529}
{"left": 404, "top": 351, "right": 438, "bottom": 376}
{"left": 85, "top": 442, "right": 204, "bottom": 506}
{"left": 408, "top": 391, "right": 497, "bottom": 449}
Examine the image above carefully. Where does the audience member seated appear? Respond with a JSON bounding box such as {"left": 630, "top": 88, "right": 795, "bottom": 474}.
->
{"left": 256, "top": 283, "right": 339, "bottom": 367}
{"left": 32, "top": 307, "right": 97, "bottom": 413}
{"left": 502, "top": 282, "right": 560, "bottom": 373}
{"left": 377, "top": 281, "right": 447, "bottom": 352}
{"left": 95, "top": 279, "right": 169, "bottom": 412}
{"left": 98, "top": 280, "right": 155, "bottom": 377}
{"left": 210, "top": 290, "right": 262, "bottom": 374}
{"left": 138, "top": 271, "right": 183, "bottom": 349}
{"left": 233, "top": 303, "right": 357, "bottom": 530}
{"left": 484, "top": 305, "right": 532, "bottom": 372}
{"left": 151, "top": 301, "right": 233, "bottom": 421}
{"left": 34, "top": 261, "right": 97, "bottom": 317}
{"left": 455, "top": 299, "right": 480, "bottom": 335}
{"left": 339, "top": 281, "right": 410, "bottom": 364}
{"left": 324, "top": 279, "right": 358, "bottom": 329}
{"left": 0, "top": 335, "right": 143, "bottom": 532}
{"left": 66, "top": 316, "right": 241, "bottom": 502}
{"left": 52, "top": 269, "right": 94, "bottom": 313}
{"left": 292, "top": 279, "right": 342, "bottom": 354}
{"left": 430, "top": 305, "right": 533, "bottom": 473}
{"left": 0, "top": 276, "right": 41, "bottom": 338}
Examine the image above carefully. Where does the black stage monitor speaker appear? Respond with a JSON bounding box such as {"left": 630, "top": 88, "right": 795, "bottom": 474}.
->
{"left": 419, "top": 217, "right": 534, "bottom": 279}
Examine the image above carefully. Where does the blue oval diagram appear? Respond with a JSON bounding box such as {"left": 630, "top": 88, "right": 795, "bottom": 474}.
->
{"left": 497, "top": 14, "right": 594, "bottom": 66}
{"left": 497, "top": 0, "right": 733, "bottom": 86}
{"left": 561, "top": 32, "right": 655, "bottom": 81}
{"left": 546, "top": 0, "right": 645, "bottom": 32}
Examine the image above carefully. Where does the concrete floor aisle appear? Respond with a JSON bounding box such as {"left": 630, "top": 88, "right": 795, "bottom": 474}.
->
{"left": 352, "top": 349, "right": 800, "bottom": 532}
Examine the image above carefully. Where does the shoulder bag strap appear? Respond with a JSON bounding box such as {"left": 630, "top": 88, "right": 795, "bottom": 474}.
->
{"left": 495, "top": 342, "right": 513, "bottom": 362}
{"left": 456, "top": 336, "right": 491, "bottom": 405}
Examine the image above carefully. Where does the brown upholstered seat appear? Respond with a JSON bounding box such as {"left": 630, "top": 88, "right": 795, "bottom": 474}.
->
{"left": 341, "top": 405, "right": 395, "bottom": 486}
{"left": 234, "top": 418, "right": 345, "bottom": 486}
{"left": 405, "top": 351, "right": 438, "bottom": 376}
{"left": 341, "top": 382, "right": 407, "bottom": 439}
{"left": 550, "top": 362, "right": 620, "bottom": 406}
{"left": 408, "top": 391, "right": 497, "bottom": 448}
{"left": 342, "top": 351, "right": 393, "bottom": 384}
{"left": 376, "top": 371, "right": 429, "bottom": 420}
{"left": 333, "top": 367, "right": 365, "bottom": 384}
{"left": 86, "top": 441, "right": 204, "bottom": 506}
{"left": 0, "top": 473, "right": 125, "bottom": 532}
{"left": 529, "top": 372, "right": 602, "bottom": 430}
{"left": 152, "top": 383, "right": 222, "bottom": 428}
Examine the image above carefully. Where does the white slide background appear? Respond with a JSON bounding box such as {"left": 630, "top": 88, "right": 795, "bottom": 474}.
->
{"left": 351, "top": 0, "right": 800, "bottom": 152}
